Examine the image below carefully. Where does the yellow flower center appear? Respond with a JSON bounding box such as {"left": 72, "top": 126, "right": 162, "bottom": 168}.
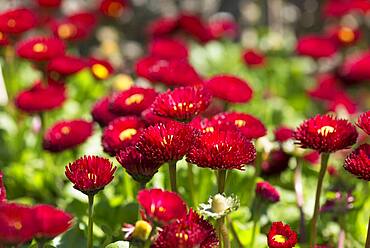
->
{"left": 10, "top": 220, "right": 22, "bottom": 230}
{"left": 317, "top": 125, "right": 335, "bottom": 137}
{"left": 131, "top": 220, "right": 152, "bottom": 241}
{"left": 125, "top": 94, "right": 144, "bottom": 106}
{"left": 338, "top": 27, "right": 355, "bottom": 43}
{"left": 92, "top": 64, "right": 109, "bottom": 79}
{"left": 176, "top": 232, "right": 189, "bottom": 241}
{"left": 113, "top": 74, "right": 134, "bottom": 91}
{"left": 32, "top": 43, "right": 47, "bottom": 53}
{"left": 161, "top": 135, "right": 174, "bottom": 147}
{"left": 235, "top": 119, "right": 246, "bottom": 127}
{"left": 7, "top": 19, "right": 16, "bottom": 28}
{"left": 61, "top": 126, "right": 71, "bottom": 135}
{"left": 119, "top": 128, "right": 137, "bottom": 141}
{"left": 57, "top": 23, "right": 76, "bottom": 39}
{"left": 272, "top": 234, "right": 286, "bottom": 243}
{"left": 205, "top": 126, "right": 214, "bottom": 133}
{"left": 107, "top": 2, "right": 124, "bottom": 17}
{"left": 173, "top": 102, "right": 194, "bottom": 112}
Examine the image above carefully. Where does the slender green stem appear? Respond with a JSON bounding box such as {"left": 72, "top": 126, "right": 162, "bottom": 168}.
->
{"left": 216, "top": 170, "right": 229, "bottom": 248}
{"left": 310, "top": 153, "right": 330, "bottom": 247}
{"left": 250, "top": 198, "right": 261, "bottom": 247}
{"left": 228, "top": 217, "right": 243, "bottom": 248}
{"left": 87, "top": 194, "right": 95, "bottom": 248}
{"left": 366, "top": 217, "right": 370, "bottom": 248}
{"left": 139, "top": 181, "right": 146, "bottom": 190}
{"left": 187, "top": 163, "right": 195, "bottom": 206}
{"left": 37, "top": 239, "right": 46, "bottom": 248}
{"left": 217, "top": 170, "right": 227, "bottom": 194}
{"left": 169, "top": 161, "right": 177, "bottom": 192}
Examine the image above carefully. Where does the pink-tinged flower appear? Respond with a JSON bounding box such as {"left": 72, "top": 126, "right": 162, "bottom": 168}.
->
{"left": 205, "top": 75, "right": 253, "bottom": 103}
{"left": 0, "top": 31, "right": 9, "bottom": 46}
{"left": 344, "top": 144, "right": 369, "bottom": 181}
{"left": 110, "top": 87, "right": 158, "bottom": 116}
{"left": 91, "top": 96, "right": 121, "bottom": 127}
{"left": 208, "top": 13, "right": 238, "bottom": 39}
{"left": 102, "top": 116, "right": 145, "bottom": 156}
{"left": 187, "top": 129, "right": 256, "bottom": 170}
{"left": 141, "top": 108, "right": 172, "bottom": 125}
{"left": 261, "top": 149, "right": 291, "bottom": 176}
{"left": 294, "top": 115, "right": 358, "bottom": 153}
{"left": 47, "top": 55, "right": 86, "bottom": 77}
{"left": 357, "top": 111, "right": 370, "bottom": 135}
{"left": 43, "top": 120, "right": 93, "bottom": 152}
{"left": 303, "top": 151, "right": 320, "bottom": 164}
{"left": 0, "top": 171, "right": 6, "bottom": 202}
{"left": 267, "top": 222, "right": 298, "bottom": 248}
{"left": 327, "top": 92, "right": 357, "bottom": 114}
{"left": 137, "top": 188, "right": 187, "bottom": 225}
{"left": 16, "top": 37, "right": 65, "bottom": 62}
{"left": 308, "top": 74, "right": 343, "bottom": 101}
{"left": 328, "top": 26, "right": 360, "bottom": 47}
{"left": 242, "top": 49, "right": 266, "bottom": 67}
{"left": 151, "top": 86, "right": 212, "bottom": 122}
{"left": 65, "top": 155, "right": 116, "bottom": 195}
{"left": 296, "top": 35, "right": 337, "bottom": 59}
{"left": 37, "top": 0, "right": 62, "bottom": 7}
{"left": 136, "top": 121, "right": 194, "bottom": 164}
{"left": 0, "top": 203, "right": 35, "bottom": 245}
{"left": 147, "top": 17, "right": 178, "bottom": 38}
{"left": 15, "top": 81, "right": 66, "bottom": 113}
{"left": 152, "top": 209, "right": 219, "bottom": 248}
{"left": 323, "top": 0, "right": 370, "bottom": 18}
{"left": 149, "top": 38, "right": 188, "bottom": 60}
{"left": 320, "top": 191, "right": 354, "bottom": 213}
{"left": 256, "top": 181, "right": 280, "bottom": 203}
{"left": 99, "top": 0, "right": 129, "bottom": 18}
{"left": 178, "top": 13, "right": 213, "bottom": 43}
{"left": 274, "top": 126, "right": 294, "bottom": 143}
{"left": 0, "top": 8, "right": 37, "bottom": 34}
{"left": 339, "top": 52, "right": 370, "bottom": 82}
{"left": 33, "top": 204, "right": 73, "bottom": 239}
{"left": 88, "top": 57, "right": 114, "bottom": 80}
{"left": 212, "top": 112, "right": 266, "bottom": 139}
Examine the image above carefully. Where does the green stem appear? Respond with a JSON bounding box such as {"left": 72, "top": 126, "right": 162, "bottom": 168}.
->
{"left": 228, "top": 217, "right": 243, "bottom": 248}
{"left": 217, "top": 170, "right": 227, "bottom": 194}
{"left": 169, "top": 161, "right": 177, "bottom": 192}
{"left": 87, "top": 194, "right": 95, "bottom": 248}
{"left": 250, "top": 199, "right": 261, "bottom": 247}
{"left": 37, "top": 240, "right": 46, "bottom": 248}
{"left": 310, "top": 153, "right": 330, "bottom": 247}
{"left": 187, "top": 163, "right": 195, "bottom": 206}
{"left": 366, "top": 217, "right": 370, "bottom": 248}
{"left": 216, "top": 170, "right": 229, "bottom": 248}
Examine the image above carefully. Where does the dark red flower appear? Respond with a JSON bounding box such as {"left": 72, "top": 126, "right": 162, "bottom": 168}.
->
{"left": 0, "top": 31, "right": 9, "bottom": 46}
{"left": 47, "top": 55, "right": 86, "bottom": 77}
{"left": 15, "top": 81, "right": 66, "bottom": 113}
{"left": 136, "top": 121, "right": 194, "bottom": 164}
{"left": 67, "top": 12, "right": 97, "bottom": 31}
{"left": 0, "top": 171, "right": 6, "bottom": 202}
{"left": 303, "top": 151, "right": 320, "bottom": 164}
{"left": 242, "top": 49, "right": 266, "bottom": 67}
{"left": 274, "top": 126, "right": 294, "bottom": 142}
{"left": 152, "top": 209, "right": 219, "bottom": 248}
{"left": 327, "top": 92, "right": 357, "bottom": 114}
{"left": 323, "top": 0, "right": 370, "bottom": 18}
{"left": 190, "top": 116, "right": 217, "bottom": 133}
{"left": 65, "top": 155, "right": 116, "bottom": 195}
{"left": 308, "top": 74, "right": 343, "bottom": 101}
{"left": 149, "top": 38, "right": 188, "bottom": 60}
{"left": 205, "top": 75, "right": 253, "bottom": 103}
{"left": 91, "top": 96, "right": 121, "bottom": 127}
{"left": 151, "top": 86, "right": 212, "bottom": 122}
{"left": 102, "top": 116, "right": 145, "bottom": 156}
{"left": 256, "top": 181, "right": 280, "bottom": 203}
{"left": 0, "top": 8, "right": 37, "bottom": 34}
{"left": 16, "top": 37, "right": 65, "bottom": 62}
{"left": 37, "top": 0, "right": 62, "bottom": 7}
{"left": 147, "top": 17, "right": 178, "bottom": 38}
{"left": 43, "top": 120, "right": 93, "bottom": 152}
{"left": 296, "top": 35, "right": 337, "bottom": 59}
{"left": 261, "top": 149, "right": 291, "bottom": 176}
{"left": 344, "top": 144, "right": 369, "bottom": 181}
{"left": 327, "top": 165, "right": 338, "bottom": 177}
{"left": 33, "top": 204, "right": 73, "bottom": 239}
{"left": 187, "top": 129, "right": 256, "bottom": 170}
{"left": 100, "top": 0, "right": 129, "bottom": 18}
{"left": 137, "top": 188, "right": 187, "bottom": 225}
{"left": 357, "top": 111, "right": 370, "bottom": 135}
{"left": 110, "top": 87, "right": 158, "bottom": 115}
{"left": 178, "top": 13, "right": 213, "bottom": 43}
{"left": 88, "top": 57, "right": 114, "bottom": 80}
{"left": 339, "top": 52, "right": 370, "bottom": 82}
{"left": 141, "top": 108, "right": 172, "bottom": 125}
{"left": 208, "top": 13, "right": 238, "bottom": 39}
{"left": 328, "top": 26, "right": 360, "bottom": 47}
{"left": 267, "top": 222, "right": 298, "bottom": 248}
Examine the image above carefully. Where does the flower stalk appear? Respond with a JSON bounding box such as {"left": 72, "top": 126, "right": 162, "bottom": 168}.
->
{"left": 169, "top": 161, "right": 177, "bottom": 192}
{"left": 87, "top": 194, "right": 94, "bottom": 248}
{"left": 366, "top": 217, "right": 370, "bottom": 248}
{"left": 216, "top": 170, "right": 230, "bottom": 248}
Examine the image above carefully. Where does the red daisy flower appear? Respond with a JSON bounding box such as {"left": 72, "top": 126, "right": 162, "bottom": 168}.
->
{"left": 242, "top": 49, "right": 266, "bottom": 67}
{"left": 147, "top": 16, "right": 178, "bottom": 38}
{"left": 16, "top": 37, "right": 65, "bottom": 62}
{"left": 267, "top": 222, "right": 298, "bottom": 248}
{"left": 149, "top": 38, "right": 188, "bottom": 60}
{"left": 102, "top": 116, "right": 145, "bottom": 156}
{"left": 0, "top": 31, "right": 9, "bottom": 46}
{"left": 152, "top": 208, "right": 219, "bottom": 248}
{"left": 328, "top": 26, "right": 360, "bottom": 47}
{"left": 65, "top": 155, "right": 116, "bottom": 195}
{"left": 205, "top": 75, "right": 253, "bottom": 103}
{"left": 0, "top": 8, "right": 37, "bottom": 34}
{"left": 33, "top": 204, "right": 73, "bottom": 239}
{"left": 294, "top": 115, "right": 358, "bottom": 153}
{"left": 0, "top": 171, "right": 6, "bottom": 202}
{"left": 47, "top": 55, "right": 86, "bottom": 77}
{"left": 15, "top": 80, "right": 66, "bottom": 113}
{"left": 178, "top": 13, "right": 213, "bottom": 43}
{"left": 0, "top": 203, "right": 35, "bottom": 246}
{"left": 190, "top": 116, "right": 218, "bottom": 133}
{"left": 136, "top": 121, "right": 194, "bottom": 164}
{"left": 141, "top": 108, "right": 172, "bottom": 125}
{"left": 43, "top": 120, "right": 93, "bottom": 152}
{"left": 357, "top": 111, "right": 370, "bottom": 135}
{"left": 186, "top": 129, "right": 256, "bottom": 170}
{"left": 99, "top": 0, "right": 129, "bottom": 18}
{"left": 274, "top": 126, "right": 294, "bottom": 143}
{"left": 37, "top": 0, "right": 62, "bottom": 8}
{"left": 296, "top": 35, "right": 337, "bottom": 59}
{"left": 303, "top": 151, "right": 320, "bottom": 165}
{"left": 308, "top": 74, "right": 343, "bottom": 101}
{"left": 340, "top": 52, "right": 370, "bottom": 82}
{"left": 208, "top": 13, "right": 238, "bottom": 39}
{"left": 344, "top": 144, "right": 369, "bottom": 181}
{"left": 323, "top": 0, "right": 370, "bottom": 18}
{"left": 261, "top": 149, "right": 291, "bottom": 176}
{"left": 151, "top": 86, "right": 212, "bottom": 122}
{"left": 88, "top": 57, "right": 114, "bottom": 80}
{"left": 256, "top": 181, "right": 280, "bottom": 203}
{"left": 327, "top": 92, "right": 357, "bottom": 115}
{"left": 91, "top": 96, "right": 121, "bottom": 127}
{"left": 110, "top": 87, "right": 158, "bottom": 116}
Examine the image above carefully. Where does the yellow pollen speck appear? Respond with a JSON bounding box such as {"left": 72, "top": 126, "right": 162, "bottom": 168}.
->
{"left": 205, "top": 127, "right": 214, "bottom": 133}
{"left": 158, "top": 206, "right": 165, "bottom": 212}
{"left": 272, "top": 234, "right": 286, "bottom": 243}
{"left": 119, "top": 128, "right": 137, "bottom": 141}
{"left": 32, "top": 43, "right": 47, "bottom": 53}
{"left": 235, "top": 119, "right": 246, "bottom": 127}
{"left": 132, "top": 220, "right": 152, "bottom": 241}
{"left": 161, "top": 135, "right": 174, "bottom": 147}
{"left": 61, "top": 126, "right": 71, "bottom": 135}
{"left": 125, "top": 94, "right": 144, "bottom": 106}
{"left": 150, "top": 203, "right": 156, "bottom": 214}
{"left": 10, "top": 220, "right": 22, "bottom": 230}
{"left": 58, "top": 23, "right": 76, "bottom": 39}
{"left": 7, "top": 19, "right": 16, "bottom": 28}
{"left": 317, "top": 125, "right": 335, "bottom": 136}
{"left": 92, "top": 64, "right": 109, "bottom": 80}
{"left": 338, "top": 27, "right": 355, "bottom": 43}
{"left": 176, "top": 232, "right": 189, "bottom": 241}
{"left": 108, "top": 2, "right": 124, "bottom": 17}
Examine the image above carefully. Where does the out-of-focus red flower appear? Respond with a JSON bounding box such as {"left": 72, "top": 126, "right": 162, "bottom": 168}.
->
{"left": 47, "top": 55, "right": 86, "bottom": 77}
{"left": 256, "top": 181, "right": 280, "bottom": 203}
{"left": 178, "top": 13, "right": 213, "bottom": 43}
{"left": 33, "top": 204, "right": 73, "bottom": 239}
{"left": 339, "top": 51, "right": 370, "bottom": 82}
{"left": 327, "top": 92, "right": 357, "bottom": 114}
{"left": 149, "top": 38, "right": 188, "bottom": 60}
{"left": 357, "top": 111, "right": 370, "bottom": 135}
{"left": 274, "top": 126, "right": 294, "bottom": 142}
{"left": 88, "top": 57, "right": 114, "bottom": 80}
{"left": 110, "top": 87, "right": 158, "bottom": 116}
{"left": 102, "top": 116, "right": 145, "bottom": 156}
{"left": 43, "top": 120, "right": 93, "bottom": 152}
{"left": 0, "top": 31, "right": 9, "bottom": 46}
{"left": 65, "top": 155, "right": 116, "bottom": 195}
{"left": 205, "top": 75, "right": 253, "bottom": 103}
{"left": 208, "top": 13, "right": 238, "bottom": 39}
{"left": 151, "top": 86, "right": 212, "bottom": 122}
{"left": 262, "top": 149, "right": 291, "bottom": 176}
{"left": 147, "top": 17, "right": 178, "bottom": 38}
{"left": 323, "top": 0, "right": 370, "bottom": 18}
{"left": 294, "top": 115, "right": 358, "bottom": 153}
{"left": 267, "top": 222, "right": 298, "bottom": 248}
{"left": 100, "top": 0, "right": 129, "bottom": 18}
{"left": 344, "top": 144, "right": 369, "bottom": 181}
{"left": 328, "top": 26, "right": 360, "bottom": 47}
{"left": 327, "top": 165, "right": 338, "bottom": 177}
{"left": 15, "top": 81, "right": 66, "bottom": 113}
{"left": 308, "top": 74, "right": 343, "bottom": 101}
{"left": 187, "top": 129, "right": 256, "bottom": 170}
{"left": 136, "top": 121, "right": 194, "bottom": 164}
{"left": 303, "top": 151, "right": 320, "bottom": 165}
{"left": 0, "top": 8, "right": 37, "bottom": 34}
{"left": 137, "top": 188, "right": 187, "bottom": 225}
{"left": 0, "top": 171, "right": 6, "bottom": 202}
{"left": 152, "top": 208, "right": 219, "bottom": 248}
{"left": 141, "top": 108, "right": 172, "bottom": 125}
{"left": 296, "top": 35, "right": 337, "bottom": 59}
{"left": 37, "top": 0, "right": 62, "bottom": 8}
{"left": 16, "top": 37, "right": 65, "bottom": 62}
{"left": 91, "top": 96, "right": 121, "bottom": 127}
{"left": 242, "top": 49, "right": 266, "bottom": 67}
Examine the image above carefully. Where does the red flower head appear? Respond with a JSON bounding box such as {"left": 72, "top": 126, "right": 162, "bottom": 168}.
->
{"left": 267, "top": 222, "right": 298, "bottom": 248}
{"left": 33, "top": 204, "right": 73, "bottom": 240}
{"left": 100, "top": 0, "right": 129, "bottom": 18}
{"left": 205, "top": 75, "right": 253, "bottom": 103}
{"left": 327, "top": 92, "right": 357, "bottom": 115}
{"left": 296, "top": 35, "right": 337, "bottom": 59}
{"left": 152, "top": 208, "right": 219, "bottom": 248}
{"left": 294, "top": 115, "right": 358, "bottom": 153}
{"left": 187, "top": 129, "right": 256, "bottom": 170}
{"left": 91, "top": 96, "right": 121, "bottom": 127}
{"left": 137, "top": 188, "right": 187, "bottom": 225}
{"left": 148, "top": 38, "right": 188, "bottom": 60}
{"left": 151, "top": 86, "right": 212, "bottom": 122}
{"left": 102, "top": 116, "right": 145, "bottom": 156}
{"left": 308, "top": 74, "right": 343, "bottom": 101}
{"left": 178, "top": 13, "right": 213, "bottom": 43}
{"left": 15, "top": 80, "right": 66, "bottom": 113}
{"left": 0, "top": 171, "right": 6, "bottom": 202}
{"left": 303, "top": 151, "right": 320, "bottom": 165}
{"left": 43, "top": 119, "right": 93, "bottom": 152}
{"left": 65, "top": 155, "right": 116, "bottom": 195}
{"left": 141, "top": 108, "right": 172, "bottom": 125}
{"left": 339, "top": 52, "right": 370, "bottom": 82}
{"left": 116, "top": 146, "right": 161, "bottom": 184}
{"left": 0, "top": 31, "right": 9, "bottom": 46}
{"left": 256, "top": 181, "right": 280, "bottom": 203}
{"left": 242, "top": 49, "right": 266, "bottom": 67}
{"left": 47, "top": 55, "right": 86, "bottom": 78}
{"left": 0, "top": 203, "right": 35, "bottom": 246}
{"left": 37, "top": 0, "right": 62, "bottom": 8}
{"left": 110, "top": 87, "right": 158, "bottom": 116}
{"left": 261, "top": 149, "right": 291, "bottom": 176}
{"left": 208, "top": 13, "right": 238, "bottom": 39}
{"left": 16, "top": 37, "right": 65, "bottom": 62}
{"left": 357, "top": 111, "right": 370, "bottom": 135}
{"left": 146, "top": 17, "right": 178, "bottom": 38}
{"left": 212, "top": 112, "right": 266, "bottom": 139}
{"left": 323, "top": 0, "right": 370, "bottom": 18}
{"left": 0, "top": 8, "right": 37, "bottom": 34}
{"left": 344, "top": 144, "right": 369, "bottom": 181}
{"left": 190, "top": 116, "right": 218, "bottom": 133}
{"left": 274, "top": 126, "right": 294, "bottom": 143}
{"left": 136, "top": 121, "right": 194, "bottom": 164}
{"left": 328, "top": 26, "right": 360, "bottom": 47}
{"left": 88, "top": 57, "right": 114, "bottom": 80}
